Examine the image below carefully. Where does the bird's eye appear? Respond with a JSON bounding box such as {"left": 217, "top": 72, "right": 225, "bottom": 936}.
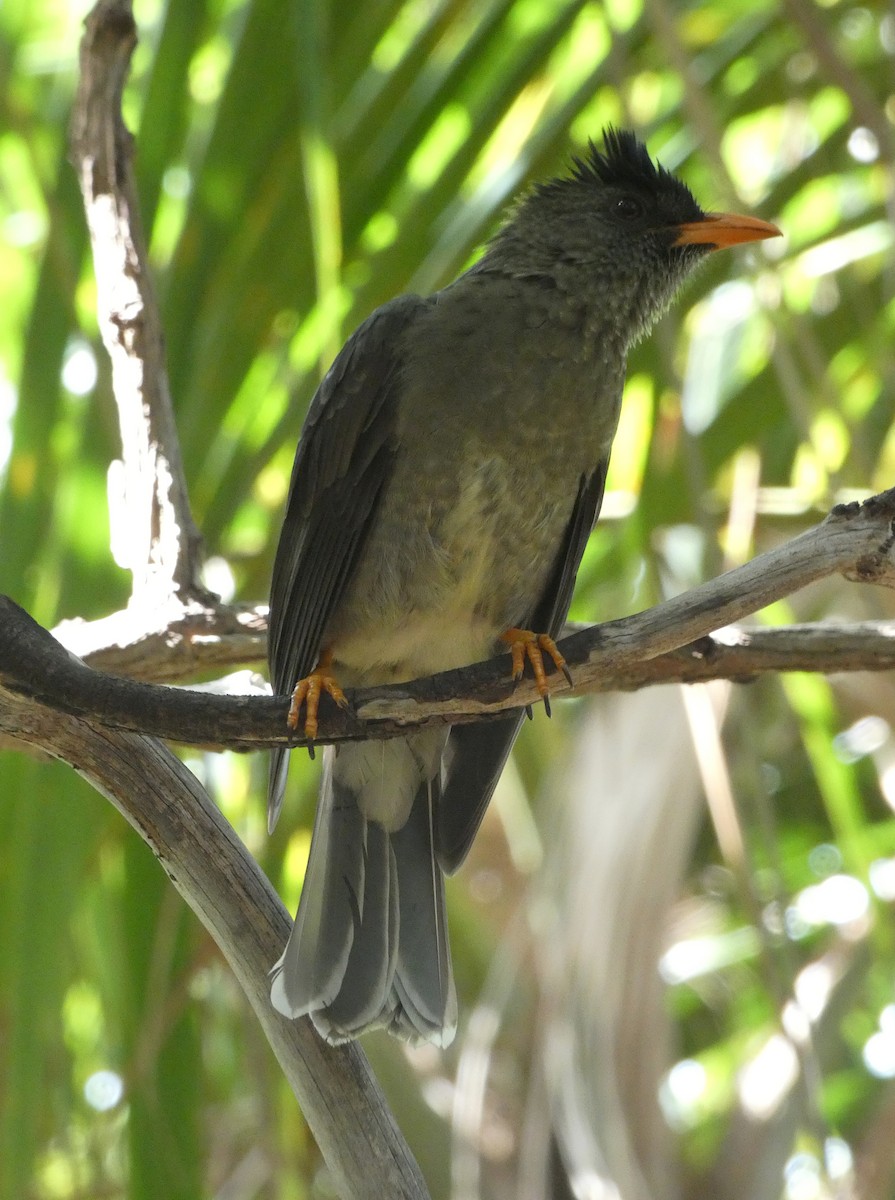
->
{"left": 614, "top": 197, "right": 643, "bottom": 220}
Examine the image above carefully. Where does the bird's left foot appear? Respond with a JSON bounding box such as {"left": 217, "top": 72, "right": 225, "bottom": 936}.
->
{"left": 501, "top": 628, "right": 572, "bottom": 716}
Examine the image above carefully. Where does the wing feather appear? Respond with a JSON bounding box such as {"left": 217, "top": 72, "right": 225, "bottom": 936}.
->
{"left": 436, "top": 463, "right": 608, "bottom": 872}
{"left": 267, "top": 294, "right": 430, "bottom": 826}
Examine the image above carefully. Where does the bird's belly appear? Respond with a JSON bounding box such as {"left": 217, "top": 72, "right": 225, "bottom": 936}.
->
{"left": 334, "top": 608, "right": 497, "bottom": 684}
{"left": 328, "top": 453, "right": 575, "bottom": 685}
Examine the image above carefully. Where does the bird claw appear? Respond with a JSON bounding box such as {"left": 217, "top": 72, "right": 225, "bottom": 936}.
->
{"left": 287, "top": 651, "right": 348, "bottom": 743}
{"left": 501, "top": 628, "right": 572, "bottom": 708}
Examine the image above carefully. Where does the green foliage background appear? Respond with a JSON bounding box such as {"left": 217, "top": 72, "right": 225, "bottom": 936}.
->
{"left": 1, "top": 0, "right": 894, "bottom": 1197}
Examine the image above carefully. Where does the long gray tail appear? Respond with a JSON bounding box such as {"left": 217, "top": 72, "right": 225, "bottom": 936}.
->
{"left": 270, "top": 739, "right": 457, "bottom": 1045}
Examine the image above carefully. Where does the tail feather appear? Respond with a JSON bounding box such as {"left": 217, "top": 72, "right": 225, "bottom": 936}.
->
{"left": 270, "top": 741, "right": 456, "bottom": 1044}
{"left": 270, "top": 753, "right": 361, "bottom": 1017}
{"left": 390, "top": 780, "right": 457, "bottom": 1040}
{"left": 312, "top": 822, "right": 400, "bottom": 1039}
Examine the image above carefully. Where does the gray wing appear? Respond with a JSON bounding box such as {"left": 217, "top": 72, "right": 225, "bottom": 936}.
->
{"left": 436, "top": 463, "right": 608, "bottom": 873}
{"left": 267, "top": 294, "right": 429, "bottom": 828}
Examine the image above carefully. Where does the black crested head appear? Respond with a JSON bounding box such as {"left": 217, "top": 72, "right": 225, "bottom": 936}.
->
{"left": 482, "top": 127, "right": 715, "bottom": 346}
{"left": 481, "top": 127, "right": 780, "bottom": 348}
{"left": 476, "top": 128, "right": 781, "bottom": 350}
{"left": 568, "top": 128, "right": 699, "bottom": 212}
{"left": 523, "top": 126, "right": 709, "bottom": 261}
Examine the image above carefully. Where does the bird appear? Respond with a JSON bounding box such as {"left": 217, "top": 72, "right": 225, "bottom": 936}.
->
{"left": 266, "top": 128, "right": 780, "bottom": 1046}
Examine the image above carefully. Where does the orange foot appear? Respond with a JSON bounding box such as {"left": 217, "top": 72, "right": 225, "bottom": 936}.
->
{"left": 287, "top": 649, "right": 349, "bottom": 748}
{"left": 501, "top": 628, "right": 572, "bottom": 717}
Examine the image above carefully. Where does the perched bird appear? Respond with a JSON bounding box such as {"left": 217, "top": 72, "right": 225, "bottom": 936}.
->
{"left": 267, "top": 128, "right": 780, "bottom": 1045}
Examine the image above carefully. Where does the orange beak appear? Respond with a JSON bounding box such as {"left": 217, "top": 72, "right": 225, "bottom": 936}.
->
{"left": 674, "top": 212, "right": 782, "bottom": 250}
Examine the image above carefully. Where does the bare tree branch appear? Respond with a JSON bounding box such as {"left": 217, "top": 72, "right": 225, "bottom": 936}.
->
{"left": 0, "top": 685, "right": 430, "bottom": 1200}
{"left": 3, "top": 486, "right": 895, "bottom": 754}
{"left": 70, "top": 0, "right": 208, "bottom": 605}
{"left": 54, "top": 599, "right": 268, "bottom": 682}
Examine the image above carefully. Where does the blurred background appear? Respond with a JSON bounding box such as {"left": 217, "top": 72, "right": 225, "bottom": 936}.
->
{"left": 1, "top": 0, "right": 894, "bottom": 1197}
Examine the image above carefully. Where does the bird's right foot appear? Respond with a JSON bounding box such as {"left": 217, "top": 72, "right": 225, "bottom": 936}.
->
{"left": 287, "top": 649, "right": 349, "bottom": 744}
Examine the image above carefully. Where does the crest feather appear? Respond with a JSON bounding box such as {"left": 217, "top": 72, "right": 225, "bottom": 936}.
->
{"left": 568, "top": 127, "right": 698, "bottom": 206}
